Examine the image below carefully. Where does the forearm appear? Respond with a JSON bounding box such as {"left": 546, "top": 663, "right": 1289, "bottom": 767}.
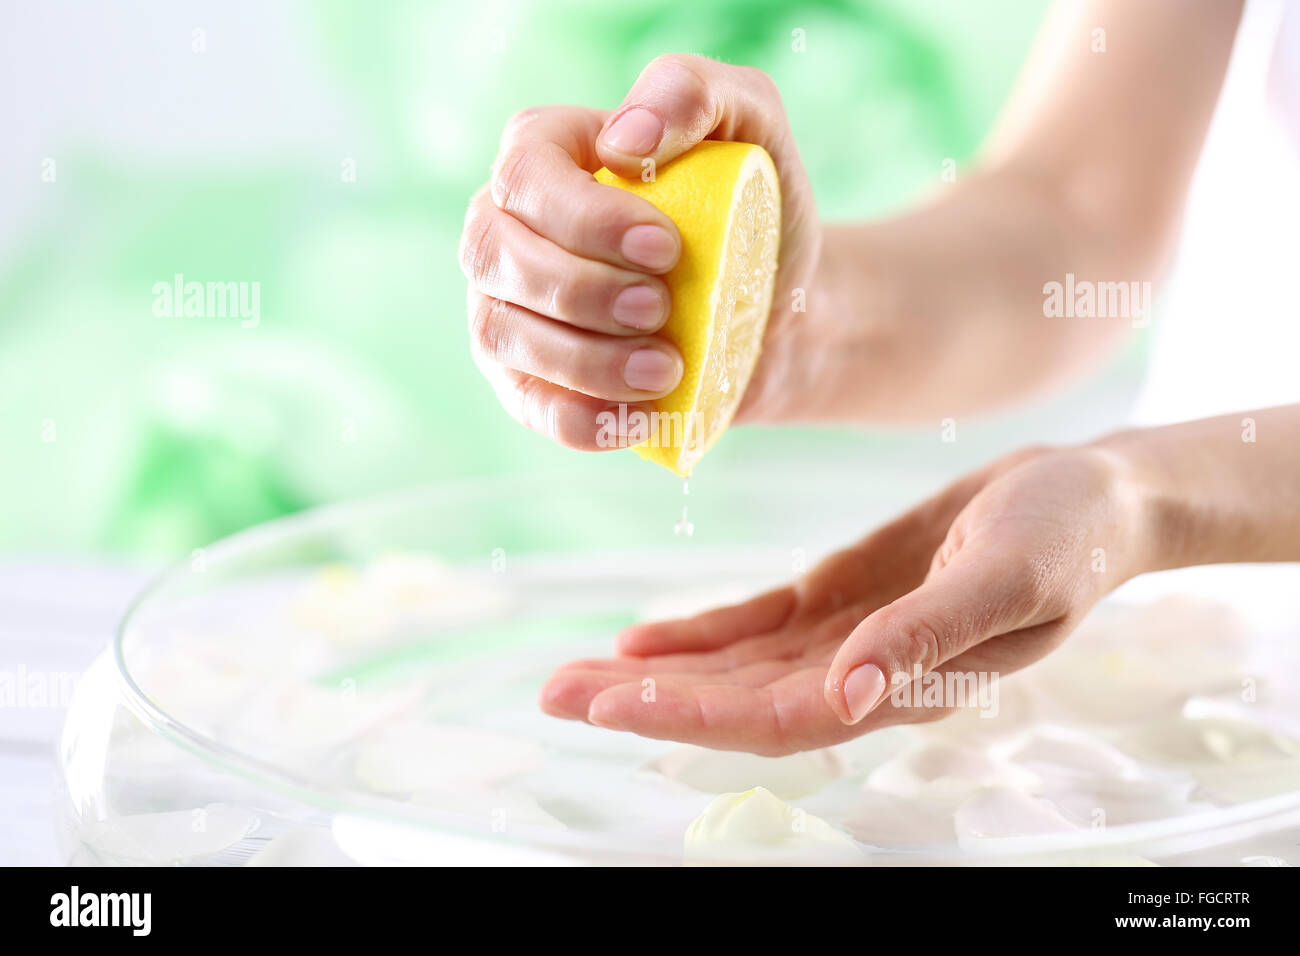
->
{"left": 789, "top": 0, "right": 1242, "bottom": 424}
{"left": 805, "top": 170, "right": 1138, "bottom": 421}
{"left": 1100, "top": 406, "right": 1300, "bottom": 573}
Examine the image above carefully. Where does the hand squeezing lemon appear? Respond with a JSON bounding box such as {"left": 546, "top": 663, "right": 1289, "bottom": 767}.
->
{"left": 596, "top": 142, "right": 781, "bottom": 475}
{"left": 464, "top": 56, "right": 815, "bottom": 474}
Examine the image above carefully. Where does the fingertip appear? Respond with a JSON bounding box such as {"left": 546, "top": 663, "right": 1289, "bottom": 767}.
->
{"left": 841, "top": 663, "right": 888, "bottom": 725}
{"left": 824, "top": 611, "right": 892, "bottom": 724}
{"left": 539, "top": 669, "right": 624, "bottom": 721}
{"left": 599, "top": 106, "right": 664, "bottom": 161}
{"left": 612, "top": 624, "right": 650, "bottom": 656}
{"left": 596, "top": 140, "right": 675, "bottom": 183}
{"left": 586, "top": 686, "right": 627, "bottom": 729}
{"left": 588, "top": 676, "right": 663, "bottom": 730}
{"left": 612, "top": 285, "right": 670, "bottom": 333}
{"left": 619, "top": 224, "right": 680, "bottom": 274}
{"left": 537, "top": 677, "right": 586, "bottom": 720}
{"left": 595, "top": 150, "right": 650, "bottom": 182}
{"left": 548, "top": 657, "right": 604, "bottom": 673}
{"left": 822, "top": 670, "right": 851, "bottom": 725}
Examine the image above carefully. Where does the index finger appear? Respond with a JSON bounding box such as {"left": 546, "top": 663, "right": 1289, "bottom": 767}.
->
{"left": 586, "top": 669, "right": 862, "bottom": 756}
{"left": 583, "top": 664, "right": 971, "bottom": 756}
{"left": 491, "top": 105, "right": 682, "bottom": 273}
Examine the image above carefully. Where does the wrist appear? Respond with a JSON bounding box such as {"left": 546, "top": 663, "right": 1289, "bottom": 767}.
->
{"left": 809, "top": 223, "right": 901, "bottom": 345}
{"left": 807, "top": 223, "right": 932, "bottom": 418}
{"left": 1062, "top": 440, "right": 1165, "bottom": 590}
{"left": 748, "top": 224, "right": 906, "bottom": 423}
{"left": 1087, "top": 424, "right": 1213, "bottom": 577}
{"left": 1092, "top": 409, "right": 1300, "bottom": 570}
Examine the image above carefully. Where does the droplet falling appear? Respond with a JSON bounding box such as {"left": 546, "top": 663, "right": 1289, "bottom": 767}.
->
{"left": 674, "top": 505, "right": 694, "bottom": 538}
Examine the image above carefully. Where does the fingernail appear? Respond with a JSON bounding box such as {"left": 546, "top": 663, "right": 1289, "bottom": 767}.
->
{"left": 624, "top": 348, "right": 680, "bottom": 392}
{"left": 621, "top": 225, "right": 677, "bottom": 271}
{"left": 844, "top": 664, "right": 887, "bottom": 724}
{"left": 612, "top": 285, "right": 666, "bottom": 330}
{"left": 603, "top": 108, "right": 663, "bottom": 155}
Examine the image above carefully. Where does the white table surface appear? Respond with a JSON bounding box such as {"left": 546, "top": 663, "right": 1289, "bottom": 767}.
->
{"left": 0, "top": 563, "right": 156, "bottom": 866}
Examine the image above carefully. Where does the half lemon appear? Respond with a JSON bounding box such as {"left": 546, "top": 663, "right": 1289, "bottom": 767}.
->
{"left": 595, "top": 141, "right": 781, "bottom": 476}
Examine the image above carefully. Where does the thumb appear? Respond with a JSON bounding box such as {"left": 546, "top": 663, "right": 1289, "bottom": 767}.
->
{"left": 823, "top": 544, "right": 1058, "bottom": 726}
{"left": 596, "top": 54, "right": 787, "bottom": 178}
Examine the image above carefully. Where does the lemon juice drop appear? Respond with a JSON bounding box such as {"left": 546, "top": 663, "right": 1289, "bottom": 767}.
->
{"left": 674, "top": 477, "right": 694, "bottom": 537}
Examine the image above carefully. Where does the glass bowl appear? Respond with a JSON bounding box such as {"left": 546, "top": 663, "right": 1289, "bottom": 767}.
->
{"left": 56, "top": 463, "right": 1300, "bottom": 865}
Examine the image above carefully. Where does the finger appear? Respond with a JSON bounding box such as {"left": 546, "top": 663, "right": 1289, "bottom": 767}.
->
{"left": 846, "top": 622, "right": 1071, "bottom": 730}
{"left": 585, "top": 668, "right": 861, "bottom": 756}
{"left": 539, "top": 669, "right": 620, "bottom": 722}
{"left": 460, "top": 188, "right": 672, "bottom": 335}
{"left": 583, "top": 654, "right": 1031, "bottom": 753}
{"left": 824, "top": 544, "right": 1061, "bottom": 726}
{"left": 793, "top": 473, "right": 990, "bottom": 615}
{"left": 560, "top": 630, "right": 803, "bottom": 675}
{"left": 492, "top": 108, "right": 682, "bottom": 273}
{"left": 614, "top": 586, "right": 796, "bottom": 657}
{"left": 935, "top": 618, "right": 1073, "bottom": 679}
{"left": 468, "top": 290, "right": 682, "bottom": 401}
{"left": 582, "top": 598, "right": 862, "bottom": 677}
{"left": 595, "top": 54, "right": 789, "bottom": 178}
{"left": 539, "top": 658, "right": 803, "bottom": 721}
{"left": 477, "top": 362, "right": 655, "bottom": 451}
{"left": 493, "top": 105, "right": 611, "bottom": 174}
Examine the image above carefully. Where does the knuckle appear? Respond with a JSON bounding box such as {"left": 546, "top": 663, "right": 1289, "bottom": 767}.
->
{"left": 491, "top": 145, "right": 534, "bottom": 212}
{"left": 646, "top": 53, "right": 711, "bottom": 107}
{"left": 570, "top": 342, "right": 611, "bottom": 389}
{"left": 647, "top": 52, "right": 701, "bottom": 74}
{"left": 551, "top": 403, "right": 601, "bottom": 451}
{"left": 513, "top": 378, "right": 602, "bottom": 452}
{"left": 909, "top": 702, "right": 957, "bottom": 726}
{"left": 1017, "top": 442, "right": 1055, "bottom": 459}
{"left": 468, "top": 296, "right": 513, "bottom": 363}
{"left": 512, "top": 374, "right": 557, "bottom": 440}
{"left": 580, "top": 182, "right": 632, "bottom": 250}
{"left": 503, "top": 106, "right": 548, "bottom": 140}
{"left": 548, "top": 274, "right": 584, "bottom": 321}
{"left": 1017, "top": 555, "right": 1059, "bottom": 619}
{"left": 739, "top": 64, "right": 779, "bottom": 100}
{"left": 999, "top": 443, "right": 1054, "bottom": 473}
{"left": 458, "top": 208, "right": 501, "bottom": 287}
{"left": 894, "top": 612, "right": 944, "bottom": 675}
{"left": 765, "top": 692, "right": 798, "bottom": 757}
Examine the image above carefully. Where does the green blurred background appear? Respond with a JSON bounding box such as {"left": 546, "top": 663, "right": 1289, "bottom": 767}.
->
{"left": 2, "top": 0, "right": 1074, "bottom": 558}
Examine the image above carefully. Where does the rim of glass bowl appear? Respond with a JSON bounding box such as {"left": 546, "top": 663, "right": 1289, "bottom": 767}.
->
{"left": 108, "top": 474, "right": 1300, "bottom": 865}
